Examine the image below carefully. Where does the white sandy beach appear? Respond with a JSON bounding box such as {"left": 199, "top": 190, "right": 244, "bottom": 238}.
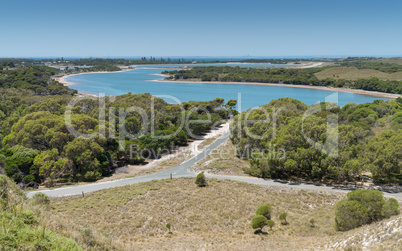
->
{"left": 55, "top": 69, "right": 132, "bottom": 86}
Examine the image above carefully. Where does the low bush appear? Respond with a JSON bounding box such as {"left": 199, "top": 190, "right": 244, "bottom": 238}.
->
{"left": 334, "top": 189, "right": 400, "bottom": 231}
{"left": 382, "top": 198, "right": 400, "bottom": 218}
{"left": 279, "top": 212, "right": 288, "bottom": 225}
{"left": 256, "top": 203, "right": 272, "bottom": 220}
{"left": 195, "top": 172, "right": 207, "bottom": 187}
{"left": 32, "top": 192, "right": 50, "bottom": 206}
{"left": 252, "top": 215, "right": 267, "bottom": 232}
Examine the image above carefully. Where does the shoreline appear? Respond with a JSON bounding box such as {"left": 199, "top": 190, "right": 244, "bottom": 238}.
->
{"left": 56, "top": 67, "right": 399, "bottom": 100}
{"left": 154, "top": 78, "right": 400, "bottom": 99}
{"left": 55, "top": 61, "right": 317, "bottom": 86}
{"left": 55, "top": 70, "right": 133, "bottom": 97}
{"left": 55, "top": 69, "right": 133, "bottom": 86}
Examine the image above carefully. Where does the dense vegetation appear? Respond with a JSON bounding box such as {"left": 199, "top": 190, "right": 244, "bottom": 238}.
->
{"left": 164, "top": 66, "right": 402, "bottom": 94}
{"left": 0, "top": 65, "right": 74, "bottom": 95}
{"left": 63, "top": 64, "right": 122, "bottom": 73}
{"left": 0, "top": 65, "right": 233, "bottom": 187}
{"left": 334, "top": 189, "right": 400, "bottom": 231}
{"left": 231, "top": 98, "right": 402, "bottom": 184}
{"left": 61, "top": 57, "right": 207, "bottom": 66}
{"left": 0, "top": 175, "right": 81, "bottom": 249}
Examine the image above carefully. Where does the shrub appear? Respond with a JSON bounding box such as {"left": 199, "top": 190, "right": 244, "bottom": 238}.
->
{"left": 335, "top": 199, "right": 369, "bottom": 231}
{"left": 346, "top": 189, "right": 384, "bottom": 222}
{"left": 252, "top": 215, "right": 267, "bottom": 231}
{"left": 21, "top": 209, "right": 38, "bottom": 225}
{"left": 195, "top": 172, "right": 207, "bottom": 187}
{"left": 266, "top": 219, "right": 275, "bottom": 230}
{"left": 381, "top": 198, "right": 400, "bottom": 218}
{"left": 166, "top": 223, "right": 172, "bottom": 233}
{"left": 256, "top": 203, "right": 272, "bottom": 219}
{"left": 32, "top": 192, "right": 50, "bottom": 205}
{"left": 334, "top": 189, "right": 399, "bottom": 231}
{"left": 309, "top": 218, "right": 315, "bottom": 227}
{"left": 279, "top": 212, "right": 288, "bottom": 225}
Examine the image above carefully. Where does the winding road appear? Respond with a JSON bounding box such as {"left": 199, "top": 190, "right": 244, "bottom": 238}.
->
{"left": 27, "top": 132, "right": 402, "bottom": 199}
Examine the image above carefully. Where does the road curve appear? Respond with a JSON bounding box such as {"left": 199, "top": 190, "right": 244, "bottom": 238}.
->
{"left": 27, "top": 132, "right": 402, "bottom": 199}
{"left": 27, "top": 133, "right": 230, "bottom": 198}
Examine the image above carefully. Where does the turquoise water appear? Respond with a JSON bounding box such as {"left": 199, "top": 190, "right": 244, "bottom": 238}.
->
{"left": 65, "top": 67, "right": 388, "bottom": 110}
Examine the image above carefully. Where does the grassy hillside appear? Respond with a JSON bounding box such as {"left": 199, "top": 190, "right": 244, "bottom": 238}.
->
{"left": 0, "top": 175, "right": 81, "bottom": 250}
{"left": 366, "top": 57, "right": 402, "bottom": 66}
{"left": 49, "top": 177, "right": 348, "bottom": 250}
{"left": 48, "top": 178, "right": 401, "bottom": 250}
{"left": 315, "top": 67, "right": 402, "bottom": 81}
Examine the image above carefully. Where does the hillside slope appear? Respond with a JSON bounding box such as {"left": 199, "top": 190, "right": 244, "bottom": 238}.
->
{"left": 0, "top": 175, "right": 81, "bottom": 250}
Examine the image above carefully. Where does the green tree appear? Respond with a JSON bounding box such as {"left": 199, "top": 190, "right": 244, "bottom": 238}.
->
{"left": 63, "top": 137, "right": 105, "bottom": 181}
{"left": 195, "top": 172, "right": 207, "bottom": 187}
{"left": 166, "top": 223, "right": 172, "bottom": 233}
{"left": 279, "top": 212, "right": 288, "bottom": 225}
{"left": 365, "top": 130, "right": 402, "bottom": 182}
{"left": 33, "top": 149, "right": 71, "bottom": 187}
{"left": 346, "top": 189, "right": 385, "bottom": 223}
{"left": 334, "top": 199, "right": 369, "bottom": 231}
{"left": 266, "top": 219, "right": 275, "bottom": 230}
{"left": 256, "top": 203, "right": 272, "bottom": 220}
{"left": 334, "top": 189, "right": 399, "bottom": 231}
{"left": 251, "top": 215, "right": 267, "bottom": 232}
{"left": 309, "top": 218, "right": 315, "bottom": 227}
{"left": 0, "top": 154, "right": 5, "bottom": 174}
{"left": 226, "top": 99, "right": 237, "bottom": 110}
{"left": 4, "top": 145, "right": 39, "bottom": 183}
{"left": 381, "top": 198, "right": 400, "bottom": 218}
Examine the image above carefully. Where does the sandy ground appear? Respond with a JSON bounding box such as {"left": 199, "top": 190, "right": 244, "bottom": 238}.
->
{"left": 298, "top": 62, "right": 324, "bottom": 68}
{"left": 55, "top": 70, "right": 131, "bottom": 86}
{"left": 97, "top": 121, "right": 231, "bottom": 182}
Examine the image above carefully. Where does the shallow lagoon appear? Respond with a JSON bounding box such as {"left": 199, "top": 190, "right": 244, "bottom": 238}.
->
{"left": 65, "top": 66, "right": 388, "bottom": 110}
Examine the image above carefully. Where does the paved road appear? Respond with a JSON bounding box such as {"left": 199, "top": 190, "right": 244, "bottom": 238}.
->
{"left": 27, "top": 132, "right": 402, "bottom": 199}
{"left": 27, "top": 133, "right": 230, "bottom": 198}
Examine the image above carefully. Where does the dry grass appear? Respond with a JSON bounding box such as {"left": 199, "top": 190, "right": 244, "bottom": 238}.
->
{"left": 315, "top": 67, "right": 402, "bottom": 81}
{"left": 374, "top": 57, "right": 402, "bottom": 65}
{"left": 49, "top": 178, "right": 351, "bottom": 250}
{"left": 192, "top": 139, "right": 250, "bottom": 176}
{"left": 122, "top": 132, "right": 226, "bottom": 179}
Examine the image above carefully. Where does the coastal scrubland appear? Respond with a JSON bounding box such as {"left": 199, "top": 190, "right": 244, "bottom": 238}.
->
{"left": 1, "top": 173, "right": 400, "bottom": 250}
{"left": 163, "top": 66, "right": 402, "bottom": 94}
{"left": 194, "top": 98, "right": 402, "bottom": 185}
{"left": 0, "top": 65, "right": 234, "bottom": 188}
{"left": 0, "top": 58, "right": 401, "bottom": 250}
{"left": 45, "top": 178, "right": 400, "bottom": 250}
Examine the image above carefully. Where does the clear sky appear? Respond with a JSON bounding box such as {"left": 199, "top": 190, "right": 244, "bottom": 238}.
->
{"left": 1, "top": 0, "right": 401, "bottom": 58}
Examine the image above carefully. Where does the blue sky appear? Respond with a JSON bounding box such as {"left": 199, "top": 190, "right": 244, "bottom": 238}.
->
{"left": 1, "top": 0, "right": 401, "bottom": 58}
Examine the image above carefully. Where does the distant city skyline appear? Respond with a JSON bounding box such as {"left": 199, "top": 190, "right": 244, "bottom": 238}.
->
{"left": 1, "top": 0, "right": 401, "bottom": 57}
